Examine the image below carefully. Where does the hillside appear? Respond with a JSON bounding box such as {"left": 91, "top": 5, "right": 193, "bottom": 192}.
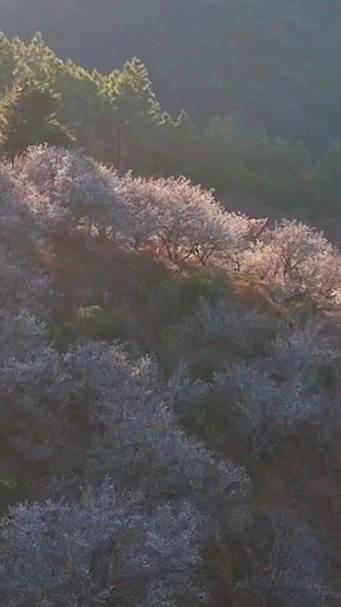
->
{"left": 1, "top": 145, "right": 341, "bottom": 605}
{"left": 1, "top": 32, "right": 341, "bottom": 223}
{"left": 1, "top": 0, "right": 341, "bottom": 146}
{"left": 1, "top": 5, "right": 341, "bottom": 604}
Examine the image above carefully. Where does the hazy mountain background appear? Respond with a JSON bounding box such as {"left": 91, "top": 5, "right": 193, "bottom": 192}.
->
{"left": 1, "top": 0, "right": 341, "bottom": 147}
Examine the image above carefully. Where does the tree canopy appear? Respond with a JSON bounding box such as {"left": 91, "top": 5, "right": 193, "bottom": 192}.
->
{"left": 0, "top": 0, "right": 341, "bottom": 146}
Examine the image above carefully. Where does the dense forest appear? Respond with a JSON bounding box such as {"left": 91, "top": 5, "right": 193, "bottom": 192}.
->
{"left": 1, "top": 144, "right": 341, "bottom": 606}
{"left": 0, "top": 5, "right": 341, "bottom": 221}
{"left": 1, "top": 0, "right": 341, "bottom": 144}
{"left": 1, "top": 4, "right": 341, "bottom": 606}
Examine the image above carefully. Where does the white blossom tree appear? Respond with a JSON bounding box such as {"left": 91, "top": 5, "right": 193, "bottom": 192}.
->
{"left": 180, "top": 297, "right": 271, "bottom": 353}
{"left": 14, "top": 145, "right": 125, "bottom": 236}
{"left": 0, "top": 481, "right": 206, "bottom": 607}
{"left": 114, "top": 173, "right": 237, "bottom": 263}
{"left": 238, "top": 511, "right": 333, "bottom": 607}
{"left": 214, "top": 322, "right": 338, "bottom": 456}
{"left": 0, "top": 340, "right": 250, "bottom": 606}
{"left": 240, "top": 219, "right": 341, "bottom": 301}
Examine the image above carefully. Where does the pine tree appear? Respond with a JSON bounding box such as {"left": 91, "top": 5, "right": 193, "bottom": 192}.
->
{"left": 0, "top": 33, "right": 17, "bottom": 94}
{"left": 14, "top": 32, "right": 60, "bottom": 87}
{"left": 0, "top": 80, "right": 74, "bottom": 159}
{"left": 106, "top": 58, "right": 161, "bottom": 172}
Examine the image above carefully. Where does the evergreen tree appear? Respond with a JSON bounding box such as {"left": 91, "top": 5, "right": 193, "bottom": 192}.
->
{"left": 0, "top": 80, "right": 74, "bottom": 158}
{"left": 0, "top": 32, "right": 17, "bottom": 94}
{"left": 105, "top": 58, "right": 161, "bottom": 172}
{"left": 13, "top": 32, "right": 60, "bottom": 87}
{"left": 55, "top": 61, "right": 116, "bottom": 162}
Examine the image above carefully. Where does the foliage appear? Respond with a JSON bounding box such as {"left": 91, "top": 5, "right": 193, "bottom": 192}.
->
{"left": 0, "top": 146, "right": 340, "bottom": 604}
{"left": 0, "top": 482, "right": 206, "bottom": 607}
{"left": 0, "top": 32, "right": 341, "bottom": 219}
{"left": 238, "top": 511, "right": 332, "bottom": 606}
{"left": 1, "top": 0, "right": 340, "bottom": 148}
{"left": 14, "top": 145, "right": 123, "bottom": 234}
{"left": 214, "top": 322, "right": 339, "bottom": 456}
{"left": 0, "top": 80, "right": 73, "bottom": 158}
{"left": 240, "top": 220, "right": 341, "bottom": 301}
{"left": 115, "top": 173, "right": 234, "bottom": 263}
{"left": 180, "top": 297, "right": 274, "bottom": 355}
{"left": 9, "top": 145, "right": 341, "bottom": 308}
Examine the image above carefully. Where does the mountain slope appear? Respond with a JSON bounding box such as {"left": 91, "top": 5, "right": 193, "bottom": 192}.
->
{"left": 1, "top": 0, "right": 341, "bottom": 145}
